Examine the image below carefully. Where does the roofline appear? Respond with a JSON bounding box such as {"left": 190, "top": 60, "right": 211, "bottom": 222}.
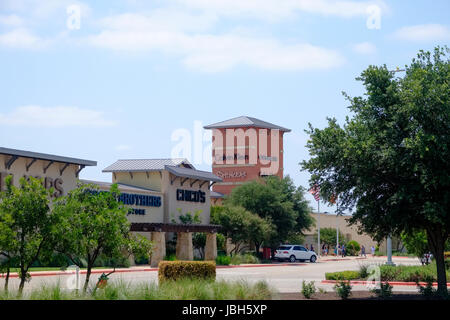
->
{"left": 102, "top": 168, "right": 163, "bottom": 173}
{"left": 102, "top": 158, "right": 194, "bottom": 173}
{"left": 204, "top": 116, "right": 291, "bottom": 132}
{"left": 80, "top": 179, "right": 161, "bottom": 194}
{"left": 165, "top": 165, "right": 222, "bottom": 182}
{"left": 0, "top": 147, "right": 97, "bottom": 167}
{"left": 204, "top": 124, "right": 291, "bottom": 132}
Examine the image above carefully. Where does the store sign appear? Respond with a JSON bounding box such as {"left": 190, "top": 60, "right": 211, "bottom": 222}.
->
{"left": 216, "top": 170, "right": 247, "bottom": 179}
{"left": 88, "top": 190, "right": 162, "bottom": 216}
{"left": 117, "top": 193, "right": 162, "bottom": 216}
{"left": 118, "top": 193, "right": 161, "bottom": 207}
{"left": 259, "top": 155, "right": 278, "bottom": 162}
{"left": 0, "top": 172, "right": 64, "bottom": 197}
{"left": 176, "top": 189, "right": 206, "bottom": 203}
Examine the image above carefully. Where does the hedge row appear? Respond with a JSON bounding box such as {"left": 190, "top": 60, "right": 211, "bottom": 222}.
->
{"left": 325, "top": 262, "right": 450, "bottom": 282}
{"left": 325, "top": 271, "right": 360, "bottom": 281}
{"left": 158, "top": 261, "right": 216, "bottom": 282}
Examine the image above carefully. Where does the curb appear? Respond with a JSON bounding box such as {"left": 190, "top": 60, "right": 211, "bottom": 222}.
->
{"left": 217, "top": 263, "right": 307, "bottom": 269}
{"left": 321, "top": 280, "right": 450, "bottom": 287}
{"left": 1, "top": 267, "right": 159, "bottom": 279}
{"left": 1, "top": 263, "right": 308, "bottom": 279}
{"left": 319, "top": 257, "right": 368, "bottom": 262}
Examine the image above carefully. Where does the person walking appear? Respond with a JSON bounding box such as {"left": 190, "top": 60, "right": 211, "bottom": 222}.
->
{"left": 361, "top": 245, "right": 366, "bottom": 258}
{"left": 341, "top": 244, "right": 346, "bottom": 257}
{"left": 371, "top": 246, "right": 375, "bottom": 257}
{"left": 310, "top": 244, "right": 314, "bottom": 253}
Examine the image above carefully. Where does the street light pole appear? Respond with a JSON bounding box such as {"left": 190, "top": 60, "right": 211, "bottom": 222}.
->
{"left": 386, "top": 235, "right": 395, "bottom": 266}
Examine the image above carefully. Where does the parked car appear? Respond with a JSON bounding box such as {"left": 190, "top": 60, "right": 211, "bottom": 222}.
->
{"left": 274, "top": 245, "right": 317, "bottom": 263}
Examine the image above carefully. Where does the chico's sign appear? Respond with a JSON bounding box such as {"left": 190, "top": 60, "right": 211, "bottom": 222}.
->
{"left": 176, "top": 189, "right": 206, "bottom": 203}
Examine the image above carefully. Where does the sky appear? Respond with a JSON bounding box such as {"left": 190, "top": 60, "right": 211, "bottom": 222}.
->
{"left": 0, "top": 0, "right": 449, "bottom": 213}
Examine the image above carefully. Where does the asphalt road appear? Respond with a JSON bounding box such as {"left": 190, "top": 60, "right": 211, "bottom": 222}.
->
{"left": 1, "top": 256, "right": 422, "bottom": 294}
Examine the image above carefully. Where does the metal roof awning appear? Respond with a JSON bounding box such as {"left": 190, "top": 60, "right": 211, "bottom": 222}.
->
{"left": 130, "top": 223, "right": 221, "bottom": 233}
{"left": 0, "top": 147, "right": 97, "bottom": 167}
{"left": 103, "top": 158, "right": 194, "bottom": 173}
{"left": 165, "top": 165, "right": 222, "bottom": 182}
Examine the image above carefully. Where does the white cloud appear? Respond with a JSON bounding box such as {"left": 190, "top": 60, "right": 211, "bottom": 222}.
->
{"left": 97, "top": 10, "right": 217, "bottom": 33}
{"left": 392, "top": 24, "right": 450, "bottom": 42}
{"left": 115, "top": 144, "right": 132, "bottom": 151}
{"left": 0, "top": 28, "right": 48, "bottom": 49}
{"left": 174, "top": 0, "right": 388, "bottom": 20}
{"left": 0, "top": 14, "right": 24, "bottom": 27}
{"left": 0, "top": 106, "right": 117, "bottom": 128}
{"left": 0, "top": 0, "right": 92, "bottom": 20}
{"left": 84, "top": 13, "right": 344, "bottom": 72}
{"left": 352, "top": 42, "right": 376, "bottom": 55}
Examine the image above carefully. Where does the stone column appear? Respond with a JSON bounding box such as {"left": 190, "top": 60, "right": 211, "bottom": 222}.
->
{"left": 150, "top": 232, "right": 166, "bottom": 268}
{"left": 204, "top": 233, "right": 217, "bottom": 261}
{"left": 176, "top": 232, "right": 193, "bottom": 261}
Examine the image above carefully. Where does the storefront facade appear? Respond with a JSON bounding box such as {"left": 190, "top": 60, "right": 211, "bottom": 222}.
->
{"left": 0, "top": 148, "right": 221, "bottom": 267}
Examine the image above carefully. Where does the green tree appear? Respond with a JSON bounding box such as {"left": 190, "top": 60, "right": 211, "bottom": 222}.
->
{"left": 53, "top": 183, "right": 152, "bottom": 292}
{"left": 400, "top": 230, "right": 429, "bottom": 258}
{"left": 313, "top": 227, "right": 346, "bottom": 248}
{"left": 302, "top": 46, "right": 450, "bottom": 295}
{"left": 211, "top": 205, "right": 273, "bottom": 255}
{"left": 225, "top": 176, "right": 313, "bottom": 252}
{"left": 0, "top": 209, "right": 17, "bottom": 292}
{"left": 0, "top": 176, "right": 57, "bottom": 293}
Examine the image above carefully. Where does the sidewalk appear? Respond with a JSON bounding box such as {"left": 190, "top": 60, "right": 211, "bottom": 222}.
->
{"left": 1, "top": 262, "right": 309, "bottom": 279}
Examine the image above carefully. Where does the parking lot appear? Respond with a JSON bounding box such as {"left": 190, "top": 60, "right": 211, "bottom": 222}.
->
{"left": 1, "top": 256, "right": 423, "bottom": 294}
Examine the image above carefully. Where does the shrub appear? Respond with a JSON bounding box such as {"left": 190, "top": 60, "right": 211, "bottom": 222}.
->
{"left": 417, "top": 278, "right": 436, "bottom": 299}
{"left": 359, "top": 264, "right": 369, "bottom": 279}
{"left": 371, "top": 282, "right": 393, "bottom": 299}
{"left": 379, "top": 264, "right": 442, "bottom": 282}
{"left": 164, "top": 254, "right": 177, "bottom": 261}
{"left": 230, "top": 253, "right": 260, "bottom": 265}
{"left": 325, "top": 271, "right": 360, "bottom": 281}
{"left": 334, "top": 281, "right": 352, "bottom": 300}
{"left": 216, "top": 255, "right": 231, "bottom": 266}
{"left": 301, "top": 280, "right": 316, "bottom": 299}
{"left": 346, "top": 241, "right": 361, "bottom": 256}
{"left": 158, "top": 261, "right": 216, "bottom": 282}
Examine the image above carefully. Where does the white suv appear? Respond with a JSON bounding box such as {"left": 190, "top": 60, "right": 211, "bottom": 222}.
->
{"left": 274, "top": 245, "right": 317, "bottom": 263}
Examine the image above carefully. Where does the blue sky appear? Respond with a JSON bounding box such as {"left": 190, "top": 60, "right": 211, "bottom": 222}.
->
{"left": 0, "top": 0, "right": 449, "bottom": 212}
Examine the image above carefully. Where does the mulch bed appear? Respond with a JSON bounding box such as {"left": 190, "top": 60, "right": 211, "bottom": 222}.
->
{"left": 278, "top": 291, "right": 435, "bottom": 300}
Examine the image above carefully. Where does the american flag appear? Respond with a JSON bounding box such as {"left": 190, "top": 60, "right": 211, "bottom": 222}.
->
{"left": 309, "top": 184, "right": 320, "bottom": 202}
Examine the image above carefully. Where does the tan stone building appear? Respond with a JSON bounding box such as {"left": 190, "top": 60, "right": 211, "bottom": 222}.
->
{"left": 102, "top": 158, "right": 223, "bottom": 266}
{"left": 0, "top": 148, "right": 222, "bottom": 267}
{"left": 304, "top": 213, "right": 393, "bottom": 254}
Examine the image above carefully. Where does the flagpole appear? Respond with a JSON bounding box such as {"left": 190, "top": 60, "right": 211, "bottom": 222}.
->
{"left": 317, "top": 200, "right": 320, "bottom": 257}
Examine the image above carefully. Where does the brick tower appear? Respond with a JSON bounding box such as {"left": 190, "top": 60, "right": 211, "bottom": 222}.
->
{"left": 204, "top": 116, "right": 291, "bottom": 196}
